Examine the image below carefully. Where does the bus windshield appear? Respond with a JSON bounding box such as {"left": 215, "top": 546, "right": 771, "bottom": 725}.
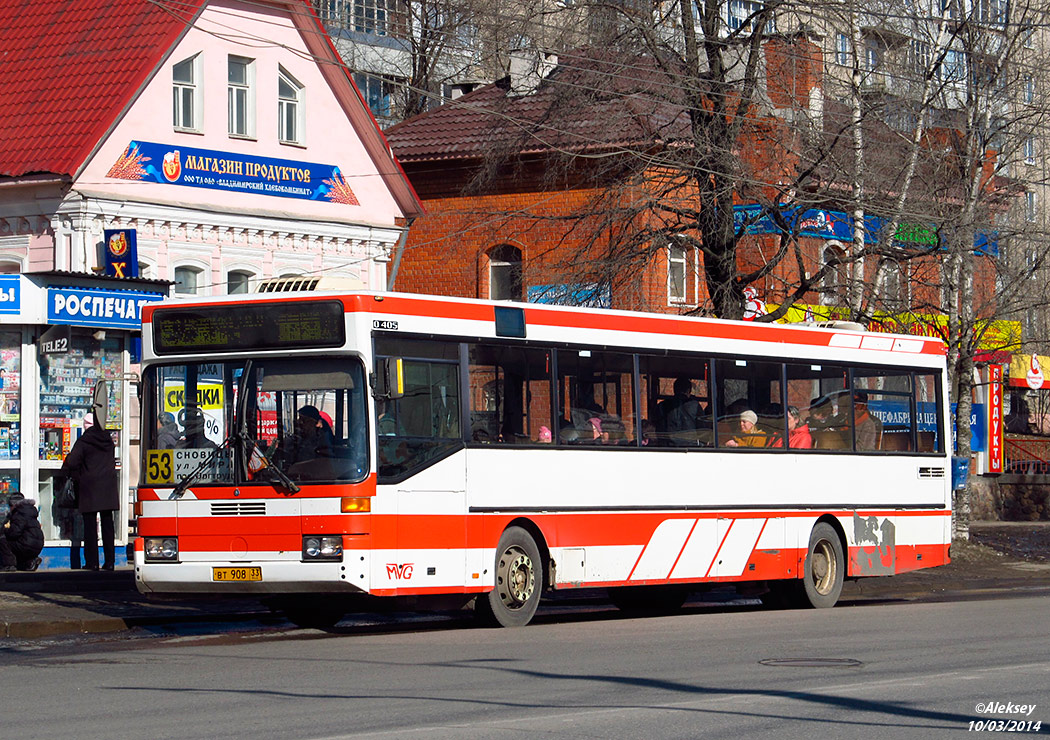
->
{"left": 144, "top": 357, "right": 368, "bottom": 486}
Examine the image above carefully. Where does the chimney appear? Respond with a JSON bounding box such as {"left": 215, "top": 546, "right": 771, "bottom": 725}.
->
{"left": 508, "top": 49, "right": 558, "bottom": 97}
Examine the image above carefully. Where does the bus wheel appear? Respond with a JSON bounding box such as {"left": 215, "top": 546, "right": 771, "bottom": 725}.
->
{"left": 802, "top": 522, "right": 844, "bottom": 608}
{"left": 476, "top": 527, "right": 542, "bottom": 627}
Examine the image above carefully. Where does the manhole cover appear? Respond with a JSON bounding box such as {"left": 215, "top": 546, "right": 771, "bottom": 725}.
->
{"left": 759, "top": 658, "right": 863, "bottom": 668}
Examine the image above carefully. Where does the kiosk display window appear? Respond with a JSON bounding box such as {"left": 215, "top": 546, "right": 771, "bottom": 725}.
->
{"left": 0, "top": 331, "right": 21, "bottom": 524}
{"left": 39, "top": 330, "right": 123, "bottom": 460}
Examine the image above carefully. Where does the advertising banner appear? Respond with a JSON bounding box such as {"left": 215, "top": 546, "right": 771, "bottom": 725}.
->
{"left": 103, "top": 228, "right": 139, "bottom": 278}
{"left": 733, "top": 204, "right": 998, "bottom": 256}
{"left": 107, "top": 141, "right": 360, "bottom": 205}
{"left": 986, "top": 364, "right": 1004, "bottom": 473}
{"left": 1009, "top": 353, "right": 1050, "bottom": 389}
{"left": 0, "top": 275, "right": 20, "bottom": 314}
{"left": 47, "top": 287, "right": 164, "bottom": 329}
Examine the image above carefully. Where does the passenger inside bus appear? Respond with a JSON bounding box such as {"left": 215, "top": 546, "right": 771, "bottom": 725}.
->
{"left": 769, "top": 406, "right": 813, "bottom": 449}
{"left": 655, "top": 376, "right": 704, "bottom": 446}
{"left": 277, "top": 405, "right": 335, "bottom": 465}
{"left": 853, "top": 391, "right": 883, "bottom": 450}
{"left": 724, "top": 409, "right": 768, "bottom": 447}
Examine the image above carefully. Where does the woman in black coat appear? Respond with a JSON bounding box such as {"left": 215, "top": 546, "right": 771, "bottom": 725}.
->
{"left": 1, "top": 493, "right": 45, "bottom": 571}
{"left": 60, "top": 414, "right": 119, "bottom": 570}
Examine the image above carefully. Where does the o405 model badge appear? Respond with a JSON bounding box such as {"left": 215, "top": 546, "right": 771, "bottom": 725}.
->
{"left": 373, "top": 320, "right": 398, "bottom": 330}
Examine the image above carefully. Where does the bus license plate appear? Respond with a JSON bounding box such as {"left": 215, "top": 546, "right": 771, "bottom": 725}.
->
{"left": 212, "top": 567, "right": 262, "bottom": 582}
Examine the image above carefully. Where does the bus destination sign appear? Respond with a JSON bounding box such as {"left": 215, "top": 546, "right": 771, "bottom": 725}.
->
{"left": 152, "top": 300, "right": 346, "bottom": 355}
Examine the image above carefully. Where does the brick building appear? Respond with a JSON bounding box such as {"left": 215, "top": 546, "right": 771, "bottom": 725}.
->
{"left": 386, "top": 44, "right": 1008, "bottom": 326}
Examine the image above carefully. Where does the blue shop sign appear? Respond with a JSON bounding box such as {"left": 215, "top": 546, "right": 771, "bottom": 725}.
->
{"left": 733, "top": 205, "right": 997, "bottom": 257}
{"left": 108, "top": 141, "right": 360, "bottom": 205}
{"left": 0, "top": 275, "right": 20, "bottom": 314}
{"left": 47, "top": 287, "right": 164, "bottom": 329}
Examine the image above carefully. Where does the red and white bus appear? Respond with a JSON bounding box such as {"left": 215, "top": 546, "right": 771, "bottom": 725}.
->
{"left": 134, "top": 291, "right": 952, "bottom": 627}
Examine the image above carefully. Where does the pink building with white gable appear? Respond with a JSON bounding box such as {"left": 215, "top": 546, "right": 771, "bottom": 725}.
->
{"left": 0, "top": 0, "right": 422, "bottom": 566}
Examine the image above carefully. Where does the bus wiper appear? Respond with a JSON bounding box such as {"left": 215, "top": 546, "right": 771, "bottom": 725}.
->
{"left": 169, "top": 437, "right": 233, "bottom": 500}
{"left": 242, "top": 431, "right": 300, "bottom": 494}
{"left": 233, "top": 359, "right": 299, "bottom": 494}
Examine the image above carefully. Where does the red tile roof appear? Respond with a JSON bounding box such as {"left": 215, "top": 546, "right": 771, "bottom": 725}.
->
{"left": 386, "top": 51, "right": 692, "bottom": 164}
{"left": 0, "top": 0, "right": 423, "bottom": 217}
{"left": 0, "top": 0, "right": 208, "bottom": 178}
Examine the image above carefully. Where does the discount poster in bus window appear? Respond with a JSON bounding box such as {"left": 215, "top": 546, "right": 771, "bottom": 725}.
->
{"left": 162, "top": 380, "right": 225, "bottom": 448}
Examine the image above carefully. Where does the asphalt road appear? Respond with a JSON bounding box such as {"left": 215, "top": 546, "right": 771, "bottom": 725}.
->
{"left": 2, "top": 593, "right": 1048, "bottom": 739}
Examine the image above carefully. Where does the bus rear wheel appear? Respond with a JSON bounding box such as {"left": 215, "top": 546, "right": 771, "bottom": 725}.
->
{"left": 801, "top": 522, "right": 844, "bottom": 608}
{"left": 476, "top": 527, "right": 542, "bottom": 627}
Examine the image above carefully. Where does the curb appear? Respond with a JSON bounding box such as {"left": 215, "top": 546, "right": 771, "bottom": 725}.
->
{"left": 1, "top": 609, "right": 273, "bottom": 640}
{"left": 2, "top": 616, "right": 130, "bottom": 639}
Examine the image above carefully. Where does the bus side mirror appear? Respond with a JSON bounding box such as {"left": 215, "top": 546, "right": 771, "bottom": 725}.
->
{"left": 375, "top": 358, "right": 404, "bottom": 400}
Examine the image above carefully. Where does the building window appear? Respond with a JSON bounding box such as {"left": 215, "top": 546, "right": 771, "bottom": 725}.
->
{"left": 355, "top": 0, "right": 391, "bottom": 35}
{"left": 172, "top": 55, "right": 200, "bottom": 131}
{"left": 353, "top": 72, "right": 399, "bottom": 120}
{"left": 880, "top": 259, "right": 906, "bottom": 313}
{"left": 821, "top": 244, "right": 846, "bottom": 306}
{"left": 278, "top": 67, "right": 304, "bottom": 144}
{"left": 487, "top": 245, "right": 522, "bottom": 301}
{"left": 174, "top": 266, "right": 202, "bottom": 295}
{"left": 727, "top": 0, "right": 775, "bottom": 34}
{"left": 228, "top": 55, "right": 255, "bottom": 138}
{"left": 865, "top": 40, "right": 882, "bottom": 72}
{"left": 1025, "top": 137, "right": 1036, "bottom": 165}
{"left": 0, "top": 261, "right": 20, "bottom": 274}
{"left": 836, "top": 34, "right": 850, "bottom": 67}
{"left": 1024, "top": 75, "right": 1035, "bottom": 105}
{"left": 976, "top": 0, "right": 1007, "bottom": 26}
{"left": 942, "top": 49, "right": 966, "bottom": 83}
{"left": 668, "top": 242, "right": 687, "bottom": 303}
{"left": 227, "top": 270, "right": 254, "bottom": 294}
{"left": 910, "top": 40, "right": 931, "bottom": 77}
{"left": 1026, "top": 191, "right": 1037, "bottom": 222}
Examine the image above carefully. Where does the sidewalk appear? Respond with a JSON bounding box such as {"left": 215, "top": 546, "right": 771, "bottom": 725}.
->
{"left": 2, "top": 524, "right": 1049, "bottom": 640}
{"left": 0, "top": 568, "right": 267, "bottom": 639}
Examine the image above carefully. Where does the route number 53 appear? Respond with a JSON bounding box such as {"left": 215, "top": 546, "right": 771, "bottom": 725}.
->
{"left": 146, "top": 449, "right": 173, "bottom": 485}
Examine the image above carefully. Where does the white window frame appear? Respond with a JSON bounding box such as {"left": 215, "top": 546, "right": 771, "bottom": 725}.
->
{"left": 1026, "top": 191, "right": 1037, "bottom": 222}
{"left": 227, "top": 269, "right": 255, "bottom": 294}
{"left": 228, "top": 55, "right": 256, "bottom": 139}
{"left": 1024, "top": 75, "right": 1035, "bottom": 105}
{"left": 668, "top": 241, "right": 688, "bottom": 304}
{"left": 173, "top": 265, "right": 205, "bottom": 296}
{"left": 278, "top": 66, "right": 305, "bottom": 145}
{"left": 354, "top": 0, "right": 392, "bottom": 36}
{"left": 726, "top": 0, "right": 775, "bottom": 34}
{"left": 836, "top": 34, "right": 850, "bottom": 68}
{"left": 1025, "top": 136, "right": 1036, "bottom": 165}
{"left": 172, "top": 54, "right": 202, "bottom": 133}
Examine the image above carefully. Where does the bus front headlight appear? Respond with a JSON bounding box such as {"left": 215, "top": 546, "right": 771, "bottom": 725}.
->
{"left": 303, "top": 536, "right": 343, "bottom": 561}
{"left": 145, "top": 537, "right": 179, "bottom": 561}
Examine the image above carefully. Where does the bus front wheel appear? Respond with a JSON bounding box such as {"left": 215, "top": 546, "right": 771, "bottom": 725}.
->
{"left": 476, "top": 527, "right": 543, "bottom": 627}
{"left": 801, "top": 522, "right": 844, "bottom": 608}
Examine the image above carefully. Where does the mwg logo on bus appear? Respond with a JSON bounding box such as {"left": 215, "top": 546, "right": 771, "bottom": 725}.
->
{"left": 386, "top": 563, "right": 414, "bottom": 580}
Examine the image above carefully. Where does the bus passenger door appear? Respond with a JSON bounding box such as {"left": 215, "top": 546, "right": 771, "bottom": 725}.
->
{"left": 394, "top": 480, "right": 467, "bottom": 592}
